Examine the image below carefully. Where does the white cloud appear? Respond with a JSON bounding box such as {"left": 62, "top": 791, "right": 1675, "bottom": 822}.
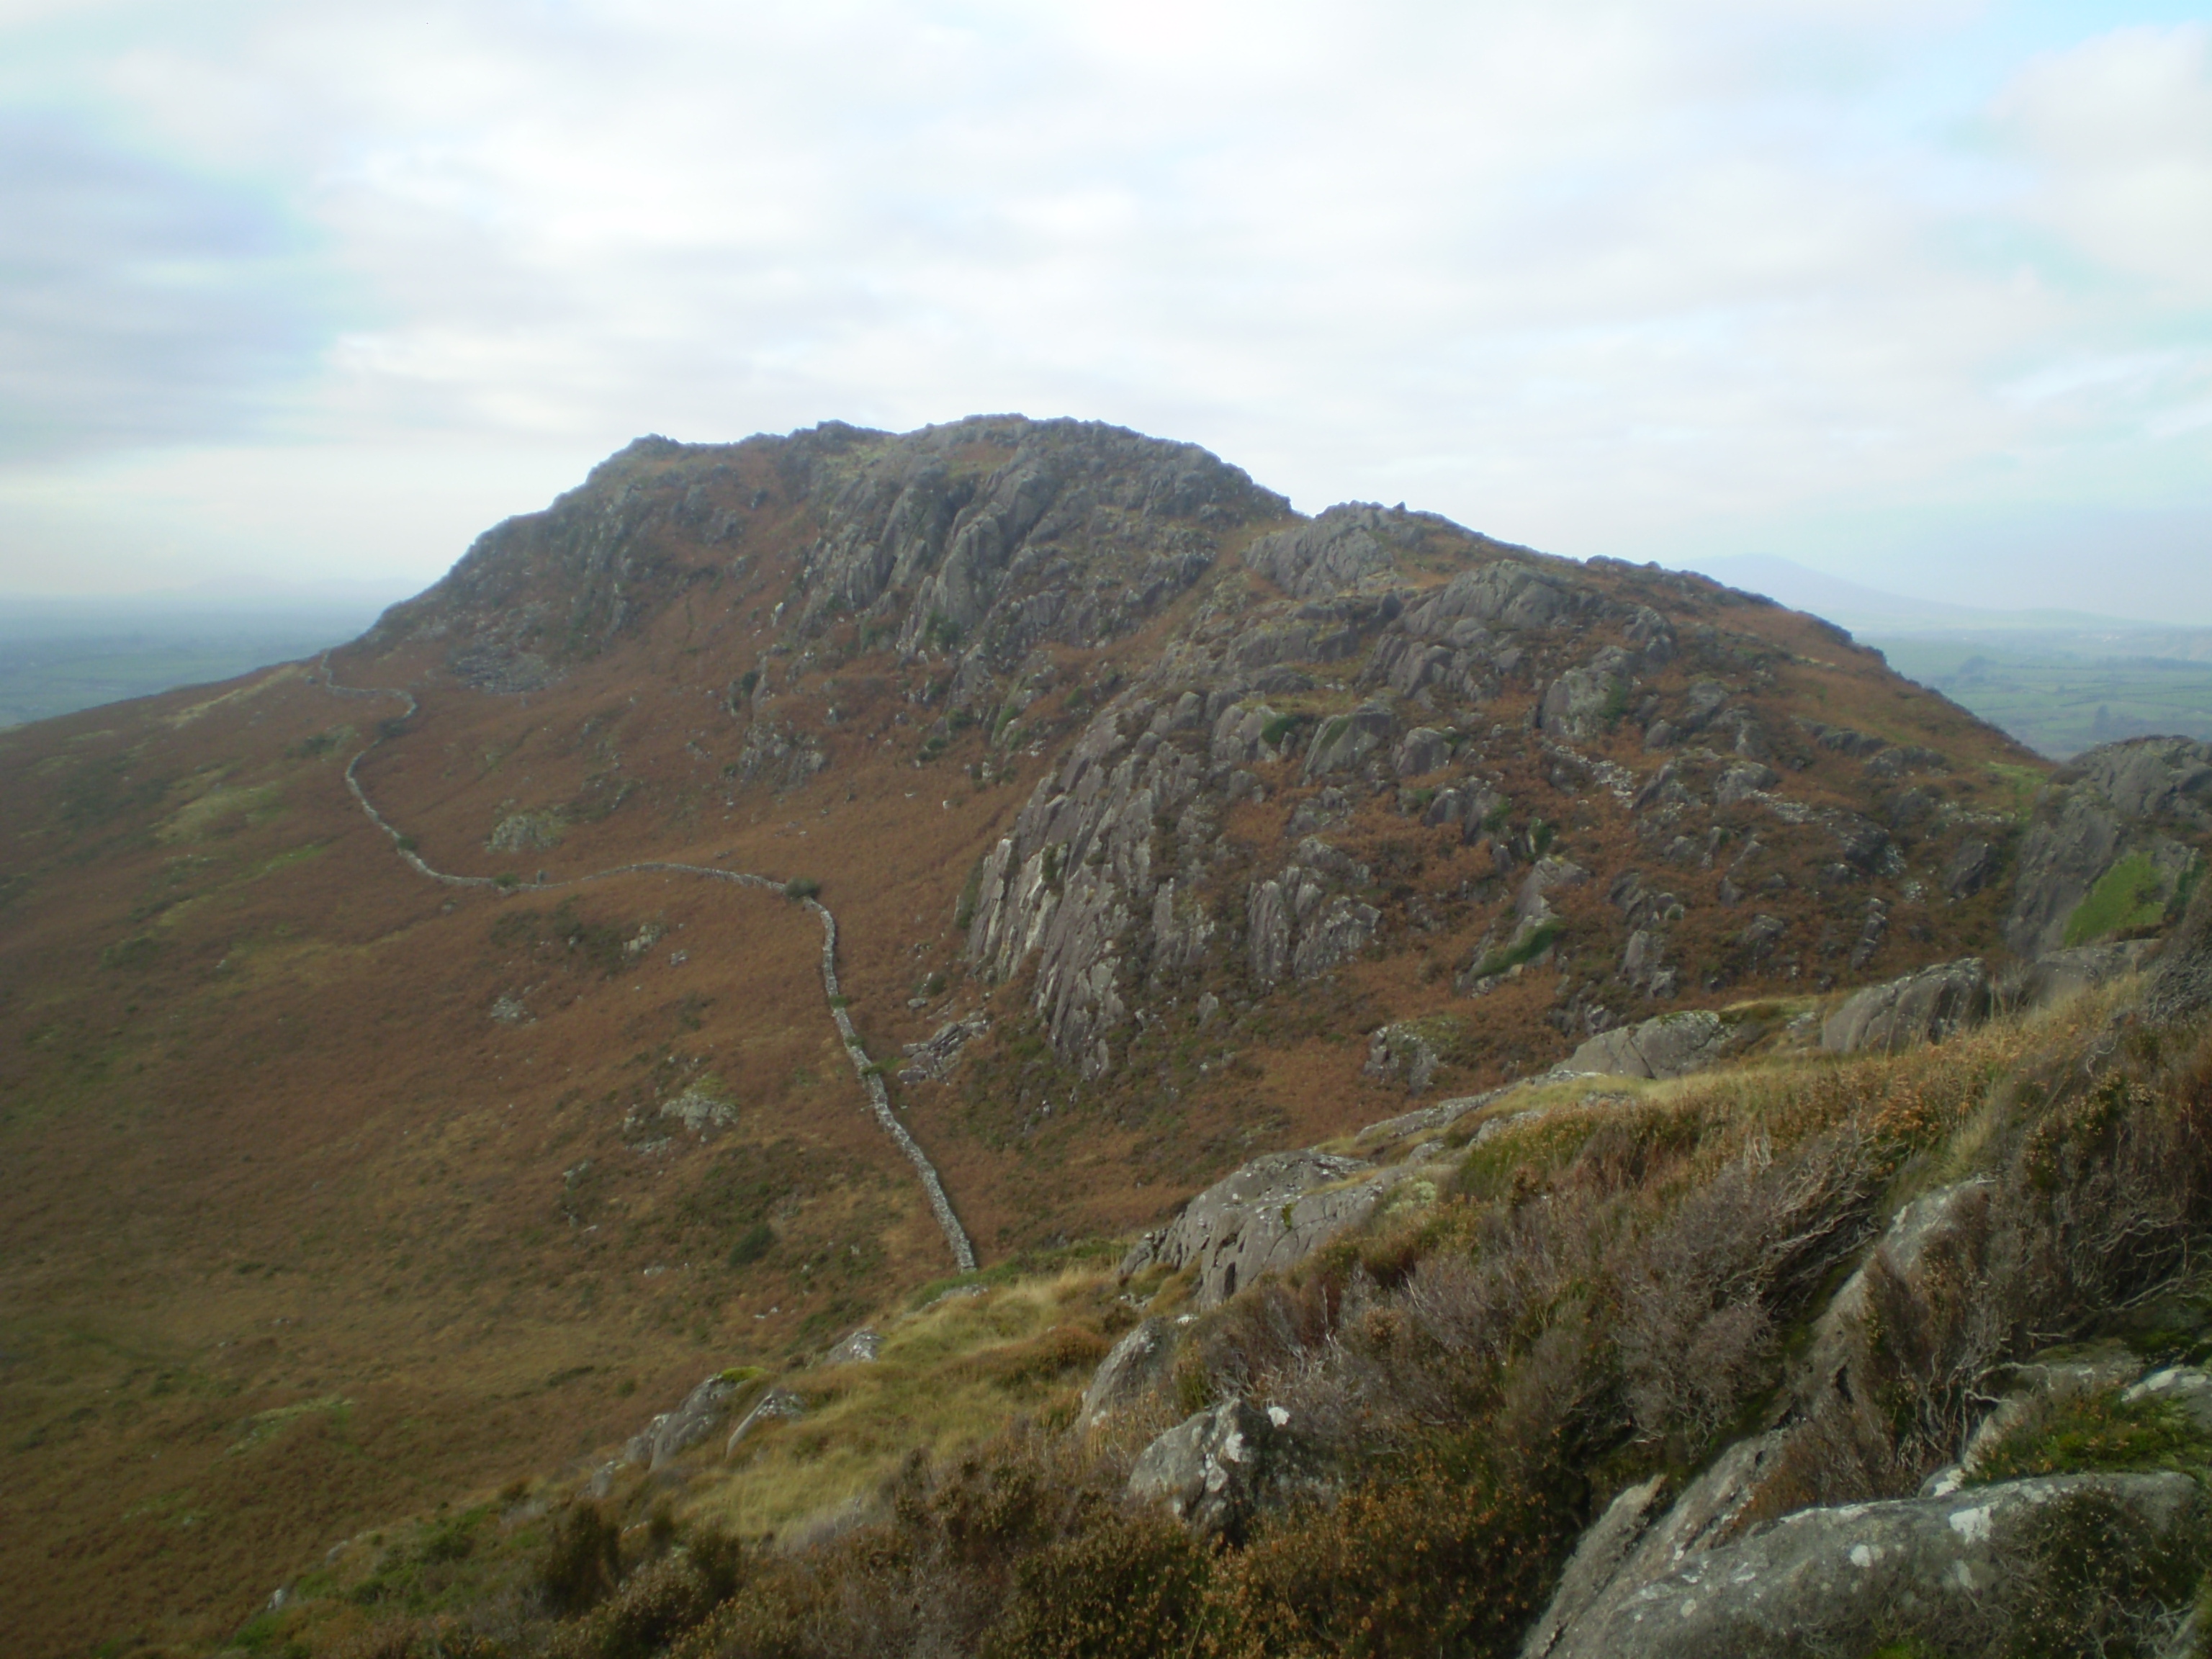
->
{"left": 1994, "top": 22, "right": 2212, "bottom": 297}
{"left": 0, "top": 0, "right": 2206, "bottom": 618}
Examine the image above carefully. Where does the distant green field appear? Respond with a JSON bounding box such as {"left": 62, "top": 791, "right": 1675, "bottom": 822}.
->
{"left": 0, "top": 625, "right": 370, "bottom": 729}
{"left": 1871, "top": 636, "right": 2212, "bottom": 760}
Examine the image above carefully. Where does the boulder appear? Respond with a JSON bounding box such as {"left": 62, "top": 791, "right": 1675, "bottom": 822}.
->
{"left": 722, "top": 1387, "right": 804, "bottom": 1455}
{"left": 1080, "top": 1317, "right": 1174, "bottom": 1429}
{"left": 1363, "top": 1016, "right": 1468, "bottom": 1093}
{"left": 625, "top": 1373, "right": 749, "bottom": 1471}
{"left": 1532, "top": 1471, "right": 2202, "bottom": 1659}
{"left": 1303, "top": 701, "right": 1396, "bottom": 778}
{"left": 1565, "top": 1010, "right": 1734, "bottom": 1081}
{"left": 1522, "top": 1433, "right": 1790, "bottom": 1659}
{"left": 1393, "top": 726, "right": 1453, "bottom": 778}
{"left": 1539, "top": 649, "right": 1632, "bottom": 741}
{"left": 1942, "top": 837, "right": 1998, "bottom": 898}
{"left": 1821, "top": 958, "right": 1991, "bottom": 1054}
{"left": 823, "top": 1328, "right": 881, "bottom": 1366}
{"left": 1127, "top": 1398, "right": 1295, "bottom": 1539}
{"left": 1143, "top": 1148, "right": 1398, "bottom": 1308}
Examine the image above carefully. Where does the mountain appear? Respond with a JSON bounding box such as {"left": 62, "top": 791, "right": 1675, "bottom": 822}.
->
{"left": 4, "top": 416, "right": 2210, "bottom": 1658}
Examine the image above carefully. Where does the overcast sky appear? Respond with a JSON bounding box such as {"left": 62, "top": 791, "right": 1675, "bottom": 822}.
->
{"left": 3, "top": 1, "right": 2208, "bottom": 620}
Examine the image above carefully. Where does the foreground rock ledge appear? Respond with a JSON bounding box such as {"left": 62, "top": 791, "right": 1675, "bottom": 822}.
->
{"left": 1524, "top": 1470, "right": 2203, "bottom": 1659}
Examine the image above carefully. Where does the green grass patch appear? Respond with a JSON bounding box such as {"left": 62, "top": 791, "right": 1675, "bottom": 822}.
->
{"left": 1469, "top": 918, "right": 1560, "bottom": 982}
{"left": 2064, "top": 854, "right": 2174, "bottom": 946}
{"left": 1969, "top": 1385, "right": 2211, "bottom": 1484}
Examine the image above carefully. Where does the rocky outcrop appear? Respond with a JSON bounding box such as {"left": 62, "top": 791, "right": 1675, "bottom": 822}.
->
{"left": 896, "top": 1013, "right": 989, "bottom": 1086}
{"left": 1521, "top": 1433, "right": 1790, "bottom": 1659}
{"left": 1801, "top": 1179, "right": 1992, "bottom": 1419}
{"left": 729, "top": 719, "right": 828, "bottom": 791}
{"left": 1246, "top": 843, "right": 1380, "bottom": 989}
{"left": 1821, "top": 958, "right": 1992, "bottom": 1054}
{"left": 1364, "top": 1015, "right": 1470, "bottom": 1094}
{"left": 2146, "top": 878, "right": 2212, "bottom": 1027}
{"left": 822, "top": 1328, "right": 881, "bottom": 1366}
{"left": 1531, "top": 1470, "right": 2203, "bottom": 1659}
{"left": 1080, "top": 1317, "right": 1174, "bottom": 1429}
{"left": 1126, "top": 1398, "right": 1299, "bottom": 1539}
{"left": 2005, "top": 737, "right": 2212, "bottom": 958}
{"left": 625, "top": 1374, "right": 751, "bottom": 1472}
{"left": 796, "top": 417, "right": 1287, "bottom": 663}
{"left": 1565, "top": 1009, "right": 1738, "bottom": 1080}
{"left": 1245, "top": 505, "right": 1419, "bottom": 598}
{"left": 1121, "top": 1149, "right": 1400, "bottom": 1308}
{"left": 723, "top": 1387, "right": 805, "bottom": 1454}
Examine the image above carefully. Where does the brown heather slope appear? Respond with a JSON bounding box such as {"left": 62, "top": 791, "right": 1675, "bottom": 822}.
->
{"left": 4, "top": 415, "right": 2188, "bottom": 1656}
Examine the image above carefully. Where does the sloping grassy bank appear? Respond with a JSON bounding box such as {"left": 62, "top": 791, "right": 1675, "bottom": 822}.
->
{"left": 237, "top": 971, "right": 2212, "bottom": 1659}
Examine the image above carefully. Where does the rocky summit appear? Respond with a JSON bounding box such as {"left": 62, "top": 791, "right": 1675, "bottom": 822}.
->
{"left": 3, "top": 415, "right": 2210, "bottom": 1659}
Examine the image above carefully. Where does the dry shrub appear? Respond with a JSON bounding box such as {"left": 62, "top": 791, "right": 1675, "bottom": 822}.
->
{"left": 333, "top": 1619, "right": 508, "bottom": 1659}
{"left": 1203, "top": 1444, "right": 1572, "bottom": 1659}
{"left": 956, "top": 1325, "right": 1112, "bottom": 1390}
{"left": 1614, "top": 1126, "right": 1879, "bottom": 1453}
{"left": 981, "top": 1509, "right": 1210, "bottom": 1659}
{"left": 549, "top": 1527, "right": 746, "bottom": 1659}
{"left": 539, "top": 1501, "right": 623, "bottom": 1618}
{"left": 1760, "top": 1052, "right": 2212, "bottom": 1519}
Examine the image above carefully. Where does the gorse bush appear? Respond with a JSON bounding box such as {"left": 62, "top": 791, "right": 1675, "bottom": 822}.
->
{"left": 539, "top": 1501, "right": 623, "bottom": 1617}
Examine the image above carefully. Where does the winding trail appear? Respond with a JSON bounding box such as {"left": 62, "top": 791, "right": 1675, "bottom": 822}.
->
{"left": 318, "top": 662, "right": 976, "bottom": 1272}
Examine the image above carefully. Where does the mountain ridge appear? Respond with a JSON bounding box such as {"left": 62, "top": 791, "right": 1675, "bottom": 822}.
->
{"left": 3, "top": 413, "right": 2208, "bottom": 1656}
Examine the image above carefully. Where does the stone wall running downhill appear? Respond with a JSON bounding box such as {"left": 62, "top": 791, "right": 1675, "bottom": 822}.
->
{"left": 314, "top": 657, "right": 976, "bottom": 1272}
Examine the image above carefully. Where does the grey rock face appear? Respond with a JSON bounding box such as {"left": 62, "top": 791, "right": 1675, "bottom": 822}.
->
{"left": 823, "top": 1328, "right": 881, "bottom": 1366}
{"left": 1801, "top": 1179, "right": 1990, "bottom": 1426}
{"left": 1080, "top": 1317, "right": 1174, "bottom": 1428}
{"left": 1393, "top": 725, "right": 1453, "bottom": 778}
{"left": 1566, "top": 1009, "right": 1735, "bottom": 1080}
{"left": 1363, "top": 1017, "right": 1468, "bottom": 1093}
{"left": 1536, "top": 1472, "right": 2201, "bottom": 1659}
{"left": 626, "top": 1374, "right": 747, "bottom": 1471}
{"left": 730, "top": 719, "right": 829, "bottom": 791}
{"left": 1943, "top": 837, "right": 1998, "bottom": 897}
{"left": 1145, "top": 1149, "right": 1397, "bottom": 1308}
{"left": 1524, "top": 1434, "right": 1790, "bottom": 1659}
{"left": 2071, "top": 736, "right": 2212, "bottom": 827}
{"left": 1245, "top": 505, "right": 1413, "bottom": 598}
{"left": 2006, "top": 737, "right": 2212, "bottom": 957}
{"left": 723, "top": 1386, "right": 805, "bottom": 1455}
{"left": 1303, "top": 700, "right": 1396, "bottom": 778}
{"left": 1822, "top": 958, "right": 1992, "bottom": 1054}
{"left": 1246, "top": 853, "right": 1380, "bottom": 989}
{"left": 796, "top": 416, "right": 1286, "bottom": 661}
{"left": 1127, "top": 1399, "right": 1292, "bottom": 1539}
{"left": 2147, "top": 879, "right": 2212, "bottom": 1026}
{"left": 1539, "top": 647, "right": 1633, "bottom": 741}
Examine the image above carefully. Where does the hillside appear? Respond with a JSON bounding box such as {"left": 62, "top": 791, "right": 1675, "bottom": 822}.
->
{"left": 2, "top": 416, "right": 2208, "bottom": 1657}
